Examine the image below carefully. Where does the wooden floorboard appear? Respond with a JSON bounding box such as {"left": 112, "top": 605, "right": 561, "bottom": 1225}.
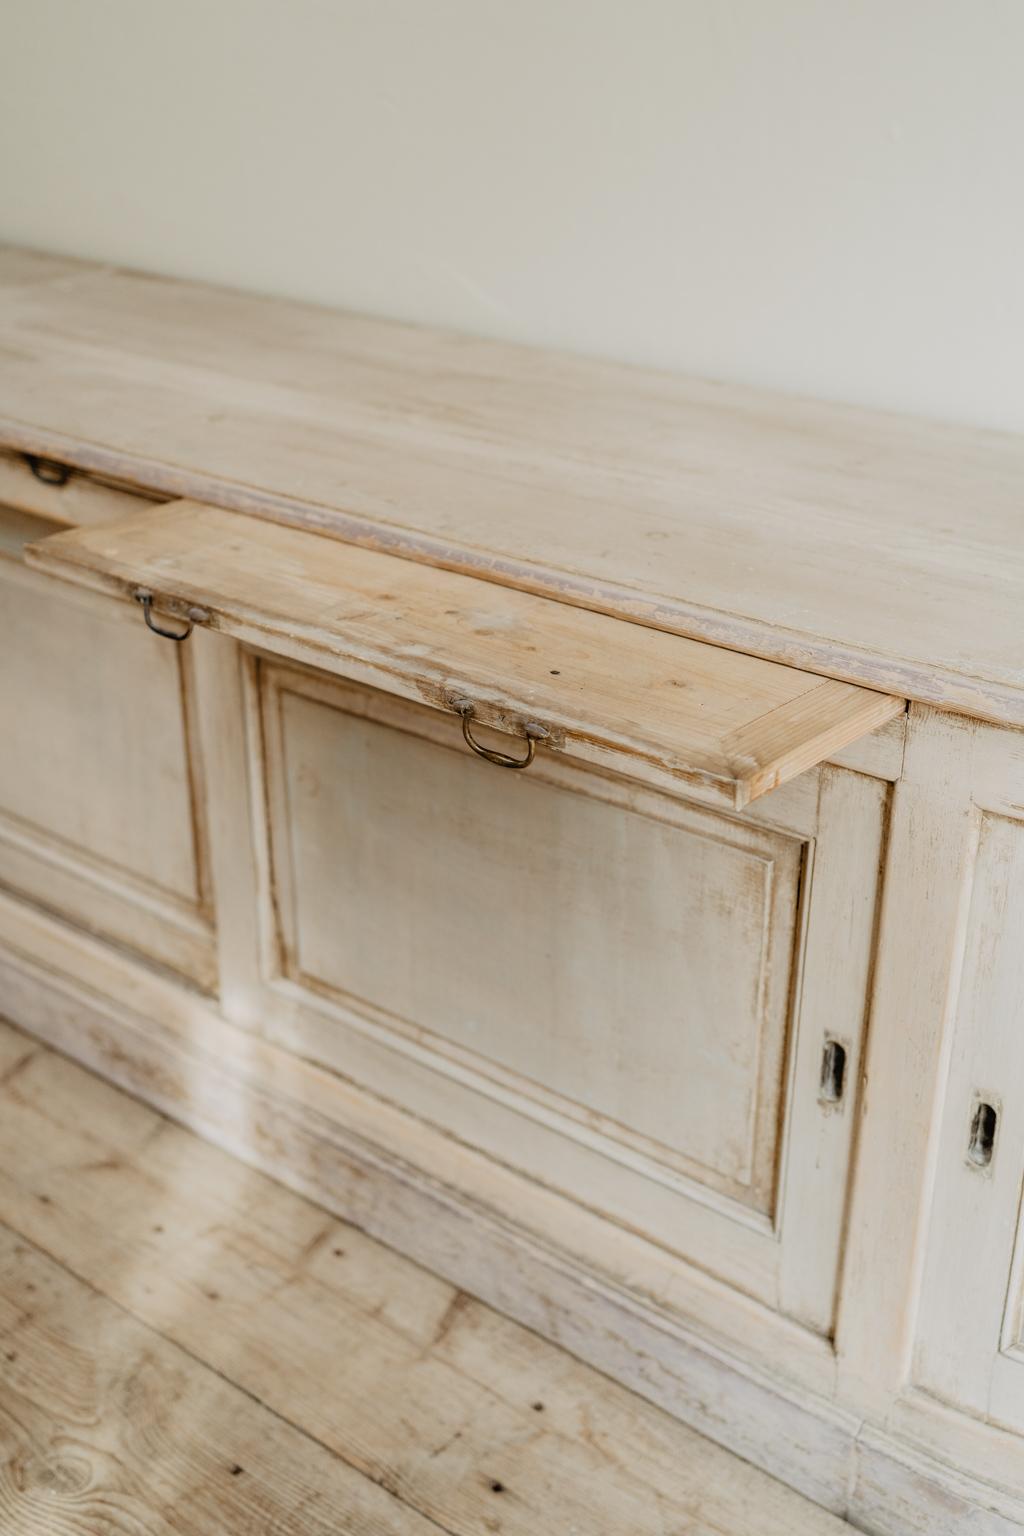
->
{"left": 0, "top": 1016, "right": 847, "bottom": 1534}
{"left": 0, "top": 1228, "right": 445, "bottom": 1535}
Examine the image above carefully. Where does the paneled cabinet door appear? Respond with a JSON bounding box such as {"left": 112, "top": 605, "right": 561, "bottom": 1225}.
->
{"left": 914, "top": 794, "right": 1024, "bottom": 1435}
{"left": 247, "top": 657, "right": 890, "bottom": 1337}
{"left": 0, "top": 536, "right": 216, "bottom": 989}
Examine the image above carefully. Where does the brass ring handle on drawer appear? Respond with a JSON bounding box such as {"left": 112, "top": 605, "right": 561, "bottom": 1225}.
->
{"left": 457, "top": 703, "right": 541, "bottom": 770}
{"left": 134, "top": 588, "right": 208, "bottom": 643}
{"left": 25, "top": 454, "right": 72, "bottom": 486}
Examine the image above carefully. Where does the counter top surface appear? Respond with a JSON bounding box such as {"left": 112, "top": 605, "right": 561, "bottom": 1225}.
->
{"left": 1, "top": 246, "right": 1022, "bottom": 725}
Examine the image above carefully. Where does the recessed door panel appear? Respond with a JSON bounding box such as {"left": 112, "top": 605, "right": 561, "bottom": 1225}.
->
{"left": 254, "top": 659, "right": 887, "bottom": 1331}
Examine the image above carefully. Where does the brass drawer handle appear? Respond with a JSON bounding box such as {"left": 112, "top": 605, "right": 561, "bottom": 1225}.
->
{"left": 457, "top": 702, "right": 543, "bottom": 770}
{"left": 26, "top": 454, "right": 72, "bottom": 486}
{"left": 134, "top": 588, "right": 209, "bottom": 642}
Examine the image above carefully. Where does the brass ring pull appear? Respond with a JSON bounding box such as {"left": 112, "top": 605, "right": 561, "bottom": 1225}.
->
{"left": 458, "top": 703, "right": 540, "bottom": 770}
{"left": 134, "top": 588, "right": 207, "bottom": 643}
{"left": 26, "top": 454, "right": 72, "bottom": 487}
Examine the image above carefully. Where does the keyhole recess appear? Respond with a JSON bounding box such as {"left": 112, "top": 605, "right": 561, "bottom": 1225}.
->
{"left": 967, "top": 1100, "right": 997, "bottom": 1168}
{"left": 819, "top": 1039, "right": 847, "bottom": 1104}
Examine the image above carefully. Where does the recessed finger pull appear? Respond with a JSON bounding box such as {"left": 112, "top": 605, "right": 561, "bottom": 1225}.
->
{"left": 134, "top": 588, "right": 208, "bottom": 643}
{"left": 457, "top": 702, "right": 543, "bottom": 770}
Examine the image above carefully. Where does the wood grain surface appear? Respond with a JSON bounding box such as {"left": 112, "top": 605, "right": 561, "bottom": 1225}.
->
{"left": 0, "top": 1016, "right": 847, "bottom": 1535}
{"left": 1, "top": 248, "right": 1022, "bottom": 723}
{"left": 27, "top": 498, "right": 902, "bottom": 808}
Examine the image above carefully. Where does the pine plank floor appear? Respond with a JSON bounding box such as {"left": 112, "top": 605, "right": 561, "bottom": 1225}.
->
{"left": 0, "top": 1016, "right": 847, "bottom": 1534}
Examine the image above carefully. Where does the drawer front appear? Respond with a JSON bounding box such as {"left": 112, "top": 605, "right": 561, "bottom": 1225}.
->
{"left": 0, "top": 552, "right": 215, "bottom": 988}
{"left": 0, "top": 449, "right": 159, "bottom": 527}
{"left": 251, "top": 658, "right": 888, "bottom": 1332}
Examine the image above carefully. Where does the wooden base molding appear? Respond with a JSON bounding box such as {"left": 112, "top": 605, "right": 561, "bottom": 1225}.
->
{"left": 2, "top": 920, "right": 1022, "bottom": 1535}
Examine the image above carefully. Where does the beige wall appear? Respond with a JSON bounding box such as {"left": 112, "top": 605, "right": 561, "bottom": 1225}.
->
{"left": 1, "top": 1, "right": 1021, "bottom": 430}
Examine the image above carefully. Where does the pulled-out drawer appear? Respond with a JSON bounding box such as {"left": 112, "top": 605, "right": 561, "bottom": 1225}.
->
{"left": 26, "top": 498, "right": 901, "bottom": 809}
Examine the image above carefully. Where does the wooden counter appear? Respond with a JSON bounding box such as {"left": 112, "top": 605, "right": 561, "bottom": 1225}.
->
{"left": 1, "top": 247, "right": 1023, "bottom": 723}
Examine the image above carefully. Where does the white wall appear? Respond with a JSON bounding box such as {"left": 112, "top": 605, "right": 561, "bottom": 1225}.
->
{"left": 2, "top": 1, "right": 1021, "bottom": 430}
